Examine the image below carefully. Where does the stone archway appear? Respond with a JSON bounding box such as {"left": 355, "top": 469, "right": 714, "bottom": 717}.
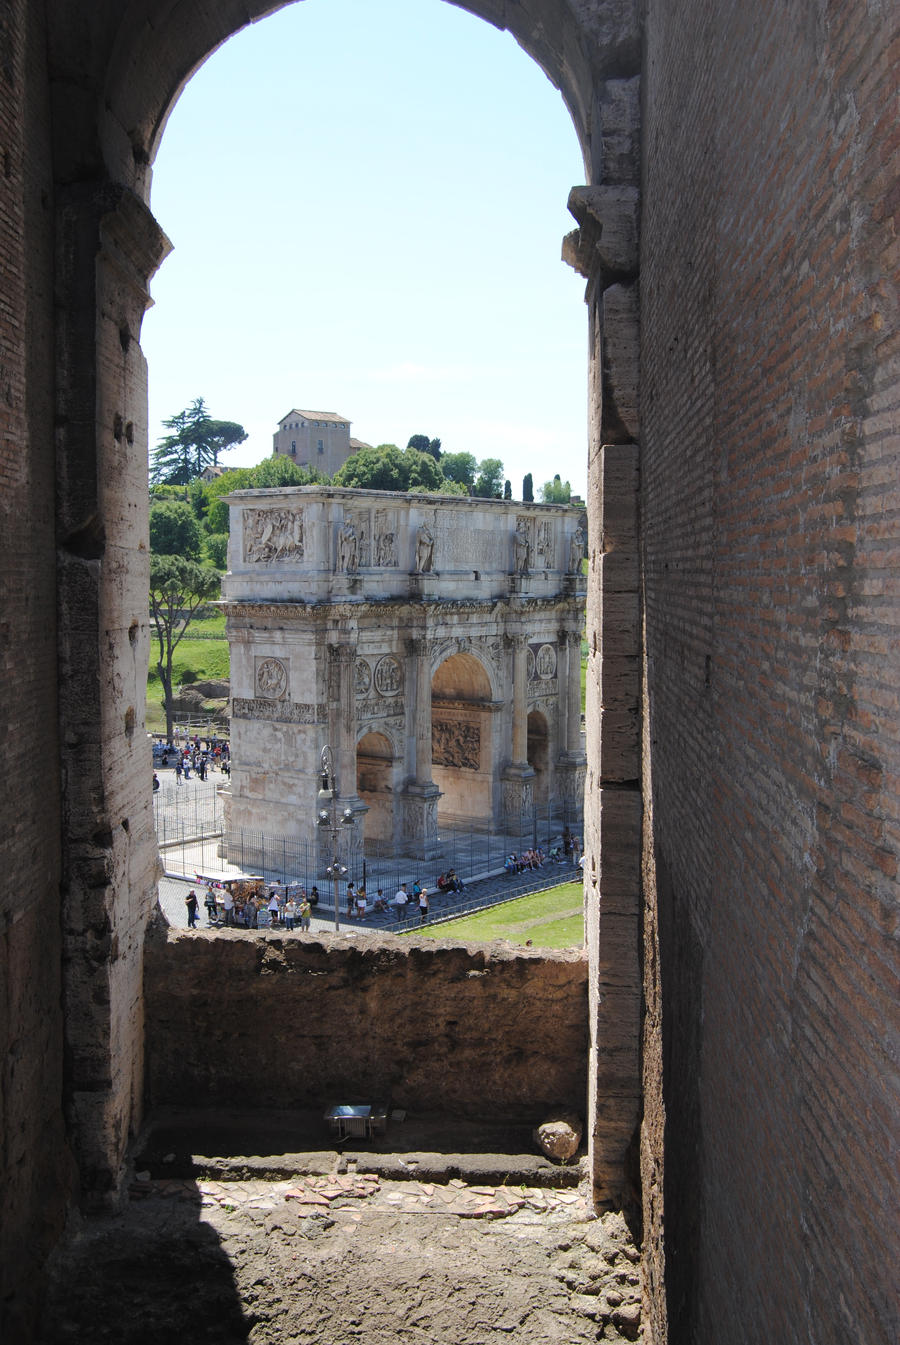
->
{"left": 356, "top": 730, "right": 395, "bottom": 846}
{"left": 36, "top": 0, "right": 643, "bottom": 1285}
{"left": 431, "top": 651, "right": 495, "bottom": 829}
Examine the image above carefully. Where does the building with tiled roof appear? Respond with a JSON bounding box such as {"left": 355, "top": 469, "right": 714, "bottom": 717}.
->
{"left": 273, "top": 408, "right": 360, "bottom": 477}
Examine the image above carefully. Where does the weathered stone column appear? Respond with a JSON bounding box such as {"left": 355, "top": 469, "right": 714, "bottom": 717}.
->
{"left": 326, "top": 643, "right": 366, "bottom": 876}
{"left": 402, "top": 638, "right": 441, "bottom": 859}
{"left": 511, "top": 634, "right": 529, "bottom": 766}
{"left": 55, "top": 182, "right": 170, "bottom": 1211}
{"left": 502, "top": 634, "right": 536, "bottom": 828}
{"left": 557, "top": 629, "right": 587, "bottom": 828}
{"left": 566, "top": 629, "right": 583, "bottom": 754}
{"left": 412, "top": 638, "right": 433, "bottom": 787}
{"left": 332, "top": 643, "right": 357, "bottom": 796}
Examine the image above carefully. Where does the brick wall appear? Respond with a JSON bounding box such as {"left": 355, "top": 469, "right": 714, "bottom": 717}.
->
{"left": 145, "top": 926, "right": 589, "bottom": 1121}
{"left": 640, "top": 1, "right": 900, "bottom": 1342}
{"left": 0, "top": 2, "right": 75, "bottom": 1338}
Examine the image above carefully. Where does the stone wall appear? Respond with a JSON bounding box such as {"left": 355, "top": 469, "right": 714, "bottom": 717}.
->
{"left": 145, "top": 925, "right": 589, "bottom": 1121}
{"left": 639, "top": 2, "right": 900, "bottom": 1343}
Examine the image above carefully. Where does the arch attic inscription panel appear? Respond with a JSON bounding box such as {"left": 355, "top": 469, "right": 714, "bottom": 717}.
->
{"left": 222, "top": 488, "right": 586, "bottom": 863}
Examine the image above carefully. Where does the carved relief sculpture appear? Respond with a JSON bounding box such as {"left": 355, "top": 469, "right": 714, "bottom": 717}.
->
{"left": 374, "top": 530, "right": 397, "bottom": 567}
{"left": 244, "top": 508, "right": 304, "bottom": 563}
{"left": 374, "top": 510, "right": 397, "bottom": 567}
{"left": 536, "top": 643, "right": 557, "bottom": 679}
{"left": 433, "top": 720, "right": 481, "bottom": 770}
{"left": 536, "top": 519, "right": 554, "bottom": 569}
{"left": 374, "top": 654, "right": 403, "bottom": 697}
{"left": 255, "top": 656, "right": 288, "bottom": 699}
{"left": 355, "top": 659, "right": 372, "bottom": 696}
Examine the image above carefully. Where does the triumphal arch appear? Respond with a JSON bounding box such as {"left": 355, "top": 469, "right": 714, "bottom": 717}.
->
{"left": 221, "top": 488, "right": 586, "bottom": 860}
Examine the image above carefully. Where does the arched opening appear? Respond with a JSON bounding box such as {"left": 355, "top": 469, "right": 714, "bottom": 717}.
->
{"left": 356, "top": 730, "right": 395, "bottom": 845}
{"left": 43, "top": 0, "right": 644, "bottom": 1275}
{"left": 527, "top": 709, "right": 550, "bottom": 808}
{"left": 431, "top": 652, "right": 495, "bottom": 829}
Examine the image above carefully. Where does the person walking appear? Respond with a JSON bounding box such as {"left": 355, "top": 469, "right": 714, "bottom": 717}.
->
{"left": 393, "top": 883, "right": 409, "bottom": 921}
{"left": 418, "top": 887, "right": 429, "bottom": 923}
{"left": 185, "top": 889, "right": 199, "bottom": 929}
{"left": 204, "top": 886, "right": 218, "bottom": 925}
{"left": 283, "top": 897, "right": 296, "bottom": 930}
{"left": 298, "top": 896, "right": 312, "bottom": 932}
{"left": 175, "top": 758, "right": 183, "bottom": 785}
{"left": 222, "top": 888, "right": 235, "bottom": 926}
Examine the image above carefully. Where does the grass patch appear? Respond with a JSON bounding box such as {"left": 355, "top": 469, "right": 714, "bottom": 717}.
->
{"left": 146, "top": 613, "right": 230, "bottom": 730}
{"left": 410, "top": 880, "right": 584, "bottom": 950}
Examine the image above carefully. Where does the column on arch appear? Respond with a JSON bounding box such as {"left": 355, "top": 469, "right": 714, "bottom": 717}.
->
{"left": 565, "top": 628, "right": 584, "bottom": 755}
{"left": 409, "top": 636, "right": 433, "bottom": 788}
{"left": 510, "top": 633, "right": 529, "bottom": 767}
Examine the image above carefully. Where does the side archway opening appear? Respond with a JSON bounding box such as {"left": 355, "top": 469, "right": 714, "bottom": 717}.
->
{"left": 356, "top": 730, "right": 395, "bottom": 846}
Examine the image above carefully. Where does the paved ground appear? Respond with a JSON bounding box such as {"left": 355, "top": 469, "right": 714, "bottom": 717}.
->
{"left": 159, "top": 861, "right": 579, "bottom": 936}
{"left": 152, "top": 767, "right": 582, "bottom": 934}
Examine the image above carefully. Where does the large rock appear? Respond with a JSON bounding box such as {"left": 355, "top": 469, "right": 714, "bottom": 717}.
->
{"left": 191, "top": 679, "right": 230, "bottom": 698}
{"left": 533, "top": 1112, "right": 583, "bottom": 1162}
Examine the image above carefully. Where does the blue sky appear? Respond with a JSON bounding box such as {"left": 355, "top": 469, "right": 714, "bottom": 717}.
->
{"left": 143, "top": 0, "right": 589, "bottom": 496}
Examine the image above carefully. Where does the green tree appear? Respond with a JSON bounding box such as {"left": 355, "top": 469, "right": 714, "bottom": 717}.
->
{"left": 522, "top": 472, "right": 534, "bottom": 502}
{"left": 149, "top": 555, "right": 221, "bottom": 742}
{"left": 333, "top": 443, "right": 443, "bottom": 492}
{"left": 150, "top": 397, "right": 247, "bottom": 484}
{"left": 407, "top": 433, "right": 442, "bottom": 460}
{"left": 198, "top": 467, "right": 255, "bottom": 534}
{"left": 540, "top": 474, "right": 572, "bottom": 504}
{"left": 249, "top": 456, "right": 327, "bottom": 489}
{"left": 472, "top": 457, "right": 504, "bottom": 498}
{"left": 440, "top": 451, "right": 477, "bottom": 493}
{"left": 503, "top": 479, "right": 512, "bottom": 500}
{"left": 149, "top": 499, "right": 202, "bottom": 559}
{"left": 204, "top": 532, "right": 229, "bottom": 569}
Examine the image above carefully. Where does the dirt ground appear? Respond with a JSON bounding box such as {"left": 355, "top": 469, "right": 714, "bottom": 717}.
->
{"left": 39, "top": 1169, "right": 642, "bottom": 1344}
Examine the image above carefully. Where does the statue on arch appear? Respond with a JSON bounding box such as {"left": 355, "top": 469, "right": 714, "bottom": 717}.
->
{"left": 337, "top": 520, "right": 358, "bottom": 574}
{"left": 415, "top": 524, "right": 435, "bottom": 573}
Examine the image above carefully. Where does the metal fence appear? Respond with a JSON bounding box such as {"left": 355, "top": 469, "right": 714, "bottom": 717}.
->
{"left": 155, "top": 796, "right": 582, "bottom": 899}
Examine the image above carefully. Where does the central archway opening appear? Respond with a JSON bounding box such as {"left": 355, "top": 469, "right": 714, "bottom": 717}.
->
{"left": 431, "top": 651, "right": 495, "bottom": 829}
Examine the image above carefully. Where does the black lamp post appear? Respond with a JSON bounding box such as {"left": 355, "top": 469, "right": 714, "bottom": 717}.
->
{"left": 316, "top": 744, "right": 354, "bottom": 932}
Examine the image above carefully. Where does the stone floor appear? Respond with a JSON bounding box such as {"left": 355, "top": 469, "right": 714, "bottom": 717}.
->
{"left": 40, "top": 1170, "right": 642, "bottom": 1343}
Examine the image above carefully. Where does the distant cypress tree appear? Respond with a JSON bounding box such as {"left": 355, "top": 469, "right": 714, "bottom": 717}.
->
{"left": 522, "top": 472, "right": 534, "bottom": 502}
{"left": 503, "top": 480, "right": 512, "bottom": 500}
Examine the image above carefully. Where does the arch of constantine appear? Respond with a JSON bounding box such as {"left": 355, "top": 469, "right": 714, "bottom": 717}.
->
{"left": 222, "top": 488, "right": 586, "bottom": 863}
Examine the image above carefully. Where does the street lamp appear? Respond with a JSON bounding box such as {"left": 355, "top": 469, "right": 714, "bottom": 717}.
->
{"left": 316, "top": 744, "right": 354, "bottom": 931}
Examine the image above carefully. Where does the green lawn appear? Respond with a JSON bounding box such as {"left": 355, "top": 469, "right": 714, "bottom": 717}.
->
{"left": 409, "top": 880, "right": 584, "bottom": 950}
{"left": 146, "top": 611, "right": 230, "bottom": 729}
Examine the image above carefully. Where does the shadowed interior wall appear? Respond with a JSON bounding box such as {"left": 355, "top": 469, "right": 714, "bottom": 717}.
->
{"left": 639, "top": 2, "right": 900, "bottom": 1342}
